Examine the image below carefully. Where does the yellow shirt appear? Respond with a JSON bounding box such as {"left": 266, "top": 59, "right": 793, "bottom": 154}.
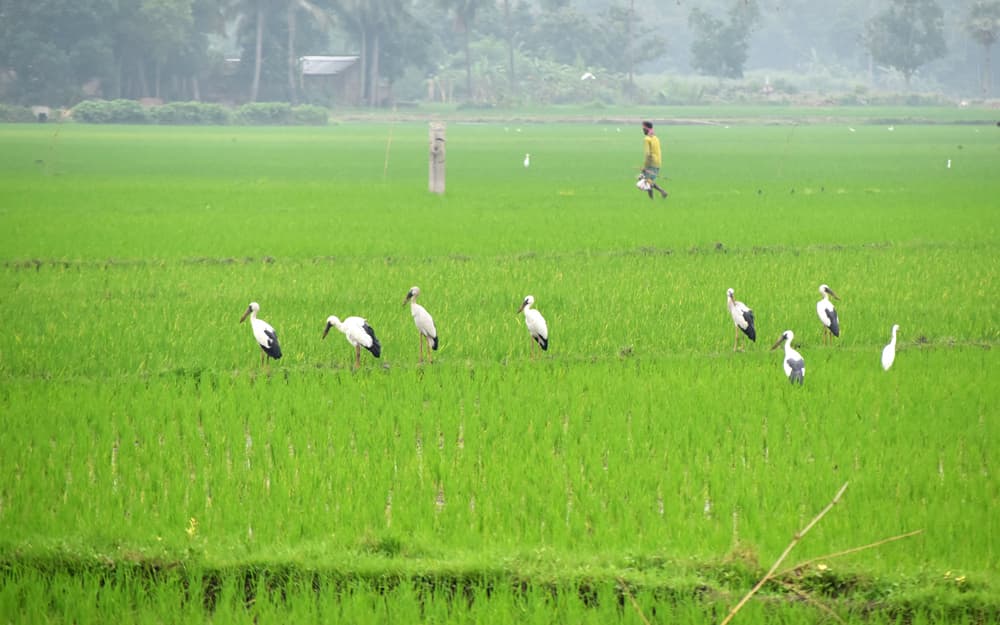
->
{"left": 643, "top": 134, "right": 662, "bottom": 169}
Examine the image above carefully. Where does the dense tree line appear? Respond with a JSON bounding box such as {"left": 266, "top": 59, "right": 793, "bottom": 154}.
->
{"left": 0, "top": 0, "right": 997, "bottom": 107}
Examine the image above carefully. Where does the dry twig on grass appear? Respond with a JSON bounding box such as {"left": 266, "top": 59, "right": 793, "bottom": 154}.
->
{"left": 719, "top": 481, "right": 849, "bottom": 625}
{"left": 777, "top": 528, "right": 925, "bottom": 578}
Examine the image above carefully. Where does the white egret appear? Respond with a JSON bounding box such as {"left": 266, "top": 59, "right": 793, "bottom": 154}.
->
{"left": 771, "top": 330, "right": 805, "bottom": 385}
{"left": 323, "top": 315, "right": 381, "bottom": 369}
{"left": 523, "top": 153, "right": 530, "bottom": 168}
{"left": 240, "top": 302, "right": 282, "bottom": 365}
{"left": 404, "top": 286, "right": 438, "bottom": 363}
{"left": 726, "top": 288, "right": 756, "bottom": 351}
{"left": 816, "top": 284, "right": 841, "bottom": 344}
{"left": 882, "top": 324, "right": 900, "bottom": 371}
{"left": 517, "top": 295, "right": 549, "bottom": 357}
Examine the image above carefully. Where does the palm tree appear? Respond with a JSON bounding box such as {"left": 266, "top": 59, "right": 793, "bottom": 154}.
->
{"left": 332, "top": 0, "right": 407, "bottom": 106}
{"left": 287, "top": 0, "right": 335, "bottom": 104}
{"left": 438, "top": 0, "right": 486, "bottom": 101}
{"left": 251, "top": 0, "right": 265, "bottom": 101}
{"left": 967, "top": 1, "right": 1000, "bottom": 95}
{"left": 221, "top": 0, "right": 267, "bottom": 101}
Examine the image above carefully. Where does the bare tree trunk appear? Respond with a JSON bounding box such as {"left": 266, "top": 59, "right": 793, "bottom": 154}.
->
{"left": 137, "top": 61, "right": 149, "bottom": 98}
{"left": 504, "top": 0, "right": 515, "bottom": 94}
{"left": 625, "top": 0, "right": 634, "bottom": 91}
{"left": 369, "top": 32, "right": 380, "bottom": 107}
{"left": 463, "top": 26, "right": 472, "bottom": 100}
{"left": 192, "top": 76, "right": 201, "bottom": 101}
{"left": 155, "top": 62, "right": 161, "bottom": 99}
{"left": 984, "top": 44, "right": 993, "bottom": 96}
{"left": 287, "top": 1, "right": 298, "bottom": 104}
{"left": 358, "top": 26, "right": 368, "bottom": 106}
{"left": 251, "top": 0, "right": 265, "bottom": 102}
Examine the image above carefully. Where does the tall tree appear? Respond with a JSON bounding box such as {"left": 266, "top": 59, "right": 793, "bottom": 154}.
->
{"left": 603, "top": 2, "right": 666, "bottom": 82}
{"left": 966, "top": 0, "right": 1000, "bottom": 95}
{"left": 0, "top": 0, "right": 116, "bottom": 104}
{"left": 332, "top": 0, "right": 408, "bottom": 106}
{"left": 438, "top": 0, "right": 489, "bottom": 100}
{"left": 286, "top": 0, "right": 334, "bottom": 104}
{"left": 139, "top": 0, "right": 195, "bottom": 99}
{"left": 501, "top": 0, "right": 516, "bottom": 94}
{"left": 251, "top": 0, "right": 265, "bottom": 101}
{"left": 688, "top": 0, "right": 759, "bottom": 79}
{"left": 865, "top": 0, "right": 946, "bottom": 86}
{"left": 529, "top": 6, "right": 601, "bottom": 67}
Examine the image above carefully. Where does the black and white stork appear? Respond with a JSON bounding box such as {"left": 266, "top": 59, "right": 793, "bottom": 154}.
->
{"left": 240, "top": 301, "right": 282, "bottom": 365}
{"left": 323, "top": 315, "right": 381, "bottom": 369}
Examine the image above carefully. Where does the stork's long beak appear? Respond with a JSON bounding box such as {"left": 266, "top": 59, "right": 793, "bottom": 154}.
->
{"left": 771, "top": 336, "right": 785, "bottom": 350}
{"left": 240, "top": 307, "right": 251, "bottom": 323}
{"left": 827, "top": 288, "right": 840, "bottom": 300}
{"left": 322, "top": 322, "right": 332, "bottom": 339}
{"left": 404, "top": 292, "right": 413, "bottom": 306}
{"left": 516, "top": 301, "right": 527, "bottom": 314}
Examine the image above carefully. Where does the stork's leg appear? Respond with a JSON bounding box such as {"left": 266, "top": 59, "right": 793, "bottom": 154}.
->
{"left": 426, "top": 336, "right": 433, "bottom": 364}
{"left": 355, "top": 345, "right": 361, "bottom": 369}
{"left": 418, "top": 335, "right": 424, "bottom": 363}
{"left": 733, "top": 326, "right": 739, "bottom": 352}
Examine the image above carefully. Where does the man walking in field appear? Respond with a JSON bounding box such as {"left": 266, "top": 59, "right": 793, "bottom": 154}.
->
{"left": 640, "top": 121, "right": 668, "bottom": 200}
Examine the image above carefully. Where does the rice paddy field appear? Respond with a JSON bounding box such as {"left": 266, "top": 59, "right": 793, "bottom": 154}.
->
{"left": 0, "top": 110, "right": 998, "bottom": 623}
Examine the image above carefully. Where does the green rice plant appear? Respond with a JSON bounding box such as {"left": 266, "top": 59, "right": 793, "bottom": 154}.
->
{"left": 0, "top": 118, "right": 997, "bottom": 621}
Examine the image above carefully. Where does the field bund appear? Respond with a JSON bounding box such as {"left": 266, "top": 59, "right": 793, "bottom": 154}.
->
{"left": 0, "top": 113, "right": 997, "bottom": 623}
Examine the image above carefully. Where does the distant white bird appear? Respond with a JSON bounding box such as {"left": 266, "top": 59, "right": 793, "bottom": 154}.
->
{"left": 517, "top": 295, "right": 549, "bottom": 357}
{"left": 727, "top": 288, "right": 756, "bottom": 351}
{"left": 849, "top": 127, "right": 856, "bottom": 132}
{"left": 404, "top": 286, "right": 438, "bottom": 363}
{"left": 523, "top": 153, "right": 530, "bottom": 168}
{"left": 581, "top": 71, "right": 596, "bottom": 81}
{"left": 240, "top": 301, "right": 282, "bottom": 365}
{"left": 323, "top": 315, "right": 381, "bottom": 368}
{"left": 816, "top": 284, "right": 841, "bottom": 344}
{"left": 882, "top": 324, "right": 900, "bottom": 371}
{"left": 771, "top": 330, "right": 805, "bottom": 385}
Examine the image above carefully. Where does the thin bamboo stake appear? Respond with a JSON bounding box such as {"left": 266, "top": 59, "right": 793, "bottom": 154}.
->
{"left": 618, "top": 578, "right": 652, "bottom": 625}
{"left": 777, "top": 529, "right": 925, "bottom": 578}
{"left": 383, "top": 118, "right": 395, "bottom": 180}
{"left": 719, "top": 481, "right": 849, "bottom": 625}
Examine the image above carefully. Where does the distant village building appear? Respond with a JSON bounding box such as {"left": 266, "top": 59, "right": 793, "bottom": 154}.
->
{"left": 299, "top": 55, "right": 361, "bottom": 106}
{"left": 216, "top": 55, "right": 360, "bottom": 105}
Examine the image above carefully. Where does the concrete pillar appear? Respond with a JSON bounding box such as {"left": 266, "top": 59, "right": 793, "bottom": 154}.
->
{"left": 429, "top": 122, "right": 446, "bottom": 194}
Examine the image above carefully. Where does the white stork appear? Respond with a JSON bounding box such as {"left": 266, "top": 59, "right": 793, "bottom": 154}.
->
{"left": 523, "top": 153, "right": 531, "bottom": 168}
{"left": 881, "top": 324, "right": 900, "bottom": 371}
{"left": 404, "top": 286, "right": 438, "bottom": 363}
{"left": 771, "top": 330, "right": 805, "bottom": 385}
{"left": 726, "top": 288, "right": 756, "bottom": 351}
{"left": 323, "top": 315, "right": 381, "bottom": 369}
{"left": 816, "top": 284, "right": 841, "bottom": 344}
{"left": 517, "top": 295, "right": 549, "bottom": 357}
{"left": 240, "top": 301, "right": 282, "bottom": 365}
